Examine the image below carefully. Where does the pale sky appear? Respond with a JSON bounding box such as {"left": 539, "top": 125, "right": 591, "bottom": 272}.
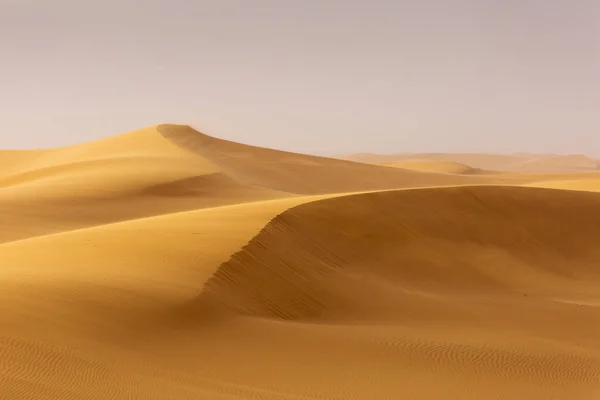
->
{"left": 1, "top": 0, "right": 599, "bottom": 156}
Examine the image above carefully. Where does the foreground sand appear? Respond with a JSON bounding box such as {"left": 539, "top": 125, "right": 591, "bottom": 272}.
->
{"left": 1, "top": 125, "right": 600, "bottom": 399}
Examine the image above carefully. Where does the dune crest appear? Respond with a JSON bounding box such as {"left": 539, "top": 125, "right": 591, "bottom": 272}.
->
{"left": 342, "top": 152, "right": 600, "bottom": 173}
{"left": 201, "top": 186, "right": 600, "bottom": 321}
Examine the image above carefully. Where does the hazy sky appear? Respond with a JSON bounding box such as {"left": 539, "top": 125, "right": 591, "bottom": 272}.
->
{"left": 2, "top": 0, "right": 599, "bottom": 155}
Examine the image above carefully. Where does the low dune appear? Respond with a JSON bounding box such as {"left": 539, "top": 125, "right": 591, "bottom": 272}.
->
{"left": 157, "top": 124, "right": 490, "bottom": 193}
{"left": 381, "top": 160, "right": 479, "bottom": 174}
{"left": 2, "top": 126, "right": 600, "bottom": 399}
{"left": 527, "top": 178, "right": 600, "bottom": 192}
{"left": 342, "top": 152, "right": 531, "bottom": 171}
{"left": 343, "top": 152, "right": 600, "bottom": 173}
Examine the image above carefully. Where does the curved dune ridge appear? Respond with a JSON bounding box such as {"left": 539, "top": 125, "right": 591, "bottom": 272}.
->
{"left": 2, "top": 125, "right": 600, "bottom": 399}
{"left": 526, "top": 178, "right": 600, "bottom": 192}
{"left": 202, "top": 186, "right": 600, "bottom": 321}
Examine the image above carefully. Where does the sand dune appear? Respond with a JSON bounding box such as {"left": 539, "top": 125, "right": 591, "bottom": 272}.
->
{"left": 509, "top": 154, "right": 599, "bottom": 173}
{"left": 342, "top": 152, "right": 530, "bottom": 171}
{"left": 2, "top": 127, "right": 600, "bottom": 399}
{"left": 203, "top": 186, "right": 600, "bottom": 317}
{"left": 157, "top": 124, "right": 490, "bottom": 194}
{"left": 343, "top": 152, "right": 600, "bottom": 173}
{"left": 527, "top": 178, "right": 600, "bottom": 192}
{"left": 1, "top": 124, "right": 502, "bottom": 244}
{"left": 0, "top": 126, "right": 287, "bottom": 242}
{"left": 381, "top": 160, "right": 479, "bottom": 174}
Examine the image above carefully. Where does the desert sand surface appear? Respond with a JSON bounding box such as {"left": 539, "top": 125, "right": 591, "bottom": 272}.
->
{"left": 2, "top": 125, "right": 600, "bottom": 399}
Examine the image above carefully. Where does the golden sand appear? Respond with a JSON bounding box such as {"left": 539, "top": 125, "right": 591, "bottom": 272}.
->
{"left": 1, "top": 125, "right": 599, "bottom": 399}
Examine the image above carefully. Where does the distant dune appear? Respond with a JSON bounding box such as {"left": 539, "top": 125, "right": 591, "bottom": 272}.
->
{"left": 342, "top": 152, "right": 600, "bottom": 173}
{"left": 509, "top": 154, "right": 600, "bottom": 173}
{"left": 342, "top": 152, "right": 530, "bottom": 171}
{"left": 2, "top": 125, "right": 600, "bottom": 399}
{"left": 381, "top": 160, "right": 479, "bottom": 174}
{"left": 527, "top": 178, "right": 600, "bottom": 192}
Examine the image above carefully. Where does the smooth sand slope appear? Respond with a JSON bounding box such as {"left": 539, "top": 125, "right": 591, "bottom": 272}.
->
{"left": 2, "top": 126, "right": 600, "bottom": 399}
{"left": 2, "top": 186, "right": 600, "bottom": 399}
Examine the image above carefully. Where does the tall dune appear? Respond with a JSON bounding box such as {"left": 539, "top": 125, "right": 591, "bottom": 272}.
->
{"left": 508, "top": 154, "right": 599, "bottom": 173}
{"left": 343, "top": 152, "right": 600, "bottom": 173}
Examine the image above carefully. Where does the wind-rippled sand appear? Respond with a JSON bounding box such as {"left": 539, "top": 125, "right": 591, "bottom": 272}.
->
{"left": 1, "top": 125, "right": 600, "bottom": 399}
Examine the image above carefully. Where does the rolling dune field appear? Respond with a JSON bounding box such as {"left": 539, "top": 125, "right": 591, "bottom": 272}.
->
{"left": 1, "top": 125, "right": 600, "bottom": 399}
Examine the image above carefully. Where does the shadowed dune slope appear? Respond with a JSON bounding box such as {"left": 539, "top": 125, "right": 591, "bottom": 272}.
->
{"left": 0, "top": 196, "right": 333, "bottom": 399}
{"left": 203, "top": 185, "right": 600, "bottom": 321}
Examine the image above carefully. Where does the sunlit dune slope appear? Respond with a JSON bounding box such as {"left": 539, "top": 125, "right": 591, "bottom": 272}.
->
{"left": 202, "top": 185, "right": 600, "bottom": 321}
{"left": 381, "top": 160, "right": 478, "bottom": 174}
{"left": 0, "top": 149, "right": 53, "bottom": 176}
{"left": 2, "top": 186, "right": 600, "bottom": 399}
